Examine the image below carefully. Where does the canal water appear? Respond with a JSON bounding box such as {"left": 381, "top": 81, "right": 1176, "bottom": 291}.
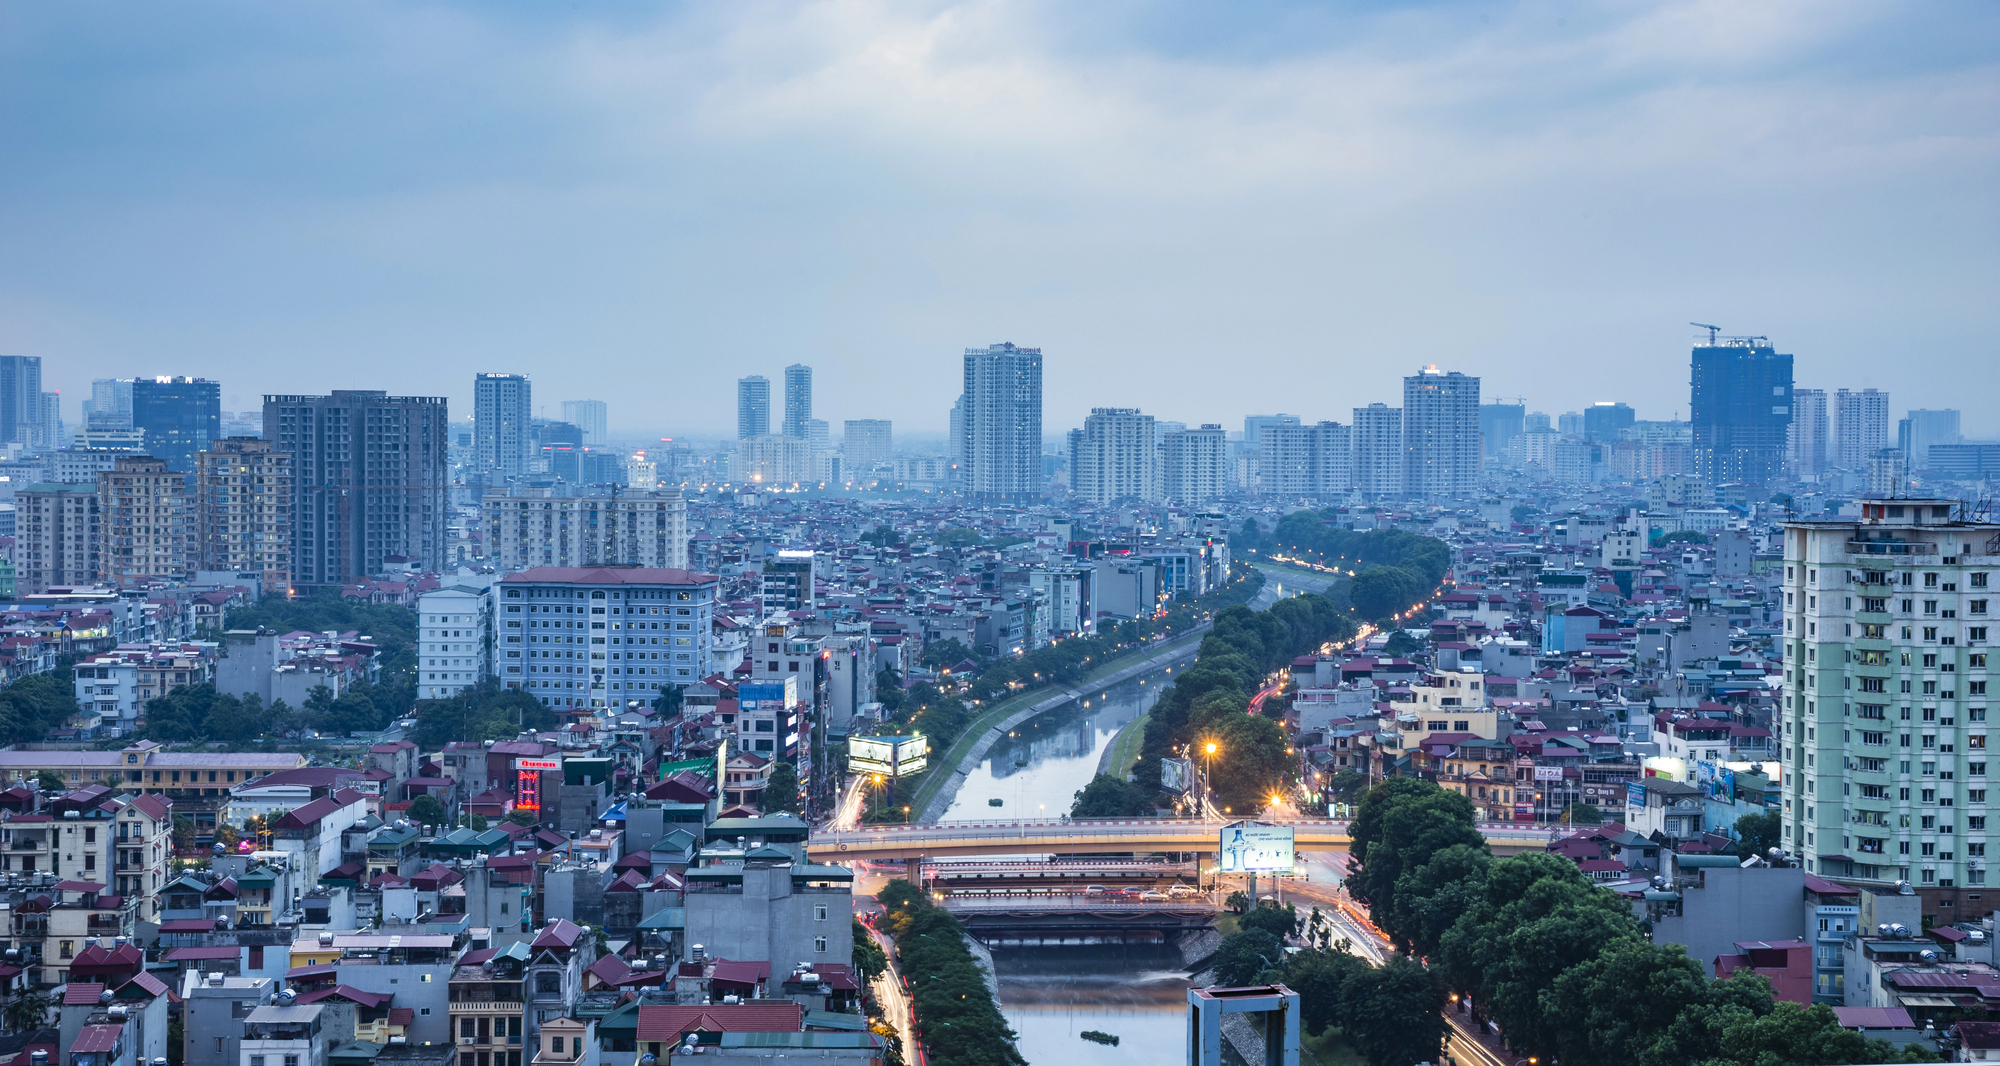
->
{"left": 934, "top": 570, "right": 1323, "bottom": 1063}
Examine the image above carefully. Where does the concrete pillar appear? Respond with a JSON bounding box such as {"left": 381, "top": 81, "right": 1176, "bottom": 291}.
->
{"left": 904, "top": 858, "right": 922, "bottom": 884}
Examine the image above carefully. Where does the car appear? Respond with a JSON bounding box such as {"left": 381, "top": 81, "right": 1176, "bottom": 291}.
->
{"left": 1084, "top": 884, "right": 1108, "bottom": 895}
{"left": 1166, "top": 883, "right": 1202, "bottom": 898}
{"left": 1139, "top": 889, "right": 1169, "bottom": 902}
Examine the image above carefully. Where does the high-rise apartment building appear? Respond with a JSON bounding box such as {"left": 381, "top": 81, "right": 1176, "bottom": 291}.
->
{"left": 16, "top": 482, "right": 99, "bottom": 594}
{"left": 263, "top": 390, "right": 449, "bottom": 586}
{"left": 1835, "top": 388, "right": 1891, "bottom": 471}
{"left": 782, "top": 364, "right": 813, "bottom": 439}
{"left": 1242, "top": 415, "right": 1301, "bottom": 450}
{"left": 1162, "top": 424, "right": 1228, "bottom": 505}
{"left": 482, "top": 488, "right": 688, "bottom": 572}
{"left": 1071, "top": 408, "right": 1160, "bottom": 505}
{"left": 1402, "top": 367, "right": 1481, "bottom": 499}
{"left": 1479, "top": 401, "right": 1524, "bottom": 461}
{"left": 0, "top": 356, "right": 43, "bottom": 451}
{"left": 1352, "top": 404, "right": 1404, "bottom": 497}
{"left": 1899, "top": 410, "right": 1963, "bottom": 471}
{"left": 498, "top": 566, "right": 720, "bottom": 706}
{"left": 130, "top": 376, "right": 221, "bottom": 472}
{"left": 735, "top": 436, "right": 810, "bottom": 485}
{"left": 763, "top": 550, "right": 817, "bottom": 614}
{"left": 1691, "top": 335, "right": 1793, "bottom": 485}
{"left": 1259, "top": 422, "right": 1350, "bottom": 499}
{"left": 97, "top": 455, "right": 191, "bottom": 585}
{"left": 560, "top": 400, "right": 608, "bottom": 446}
{"left": 1782, "top": 501, "right": 2000, "bottom": 889}
{"left": 473, "top": 373, "right": 533, "bottom": 479}
{"left": 948, "top": 396, "right": 966, "bottom": 473}
{"left": 843, "top": 420, "right": 893, "bottom": 474}
{"left": 86, "top": 378, "right": 135, "bottom": 428}
{"left": 36, "top": 392, "right": 61, "bottom": 451}
{"left": 1582, "top": 402, "right": 1636, "bottom": 443}
{"left": 738, "top": 376, "right": 771, "bottom": 440}
{"left": 194, "top": 437, "right": 292, "bottom": 594}
{"left": 1791, "top": 388, "right": 1830, "bottom": 479}
{"left": 418, "top": 579, "right": 496, "bottom": 701}
{"left": 961, "top": 342, "right": 1044, "bottom": 500}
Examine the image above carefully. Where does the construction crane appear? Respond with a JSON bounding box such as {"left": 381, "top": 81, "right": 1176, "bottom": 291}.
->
{"left": 1690, "top": 322, "right": 1721, "bottom": 345}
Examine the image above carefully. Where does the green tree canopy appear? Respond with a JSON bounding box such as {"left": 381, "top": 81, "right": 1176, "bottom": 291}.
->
{"left": 405, "top": 794, "right": 447, "bottom": 829}
{"left": 762, "top": 761, "right": 800, "bottom": 813}
{"left": 1734, "top": 810, "right": 1782, "bottom": 861}
{"left": 1069, "top": 773, "right": 1153, "bottom": 818}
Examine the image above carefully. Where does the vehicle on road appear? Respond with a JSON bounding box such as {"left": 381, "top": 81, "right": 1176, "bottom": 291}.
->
{"left": 1084, "top": 884, "right": 1107, "bottom": 895}
{"left": 1167, "top": 883, "right": 1201, "bottom": 898}
{"left": 1139, "top": 889, "right": 1169, "bottom": 901}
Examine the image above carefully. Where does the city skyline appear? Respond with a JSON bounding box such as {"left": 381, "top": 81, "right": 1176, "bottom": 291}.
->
{"left": 5, "top": 4, "right": 1993, "bottom": 437}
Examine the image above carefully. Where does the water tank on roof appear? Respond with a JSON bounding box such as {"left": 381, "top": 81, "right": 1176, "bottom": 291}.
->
{"left": 1920, "top": 949, "right": 1940, "bottom": 963}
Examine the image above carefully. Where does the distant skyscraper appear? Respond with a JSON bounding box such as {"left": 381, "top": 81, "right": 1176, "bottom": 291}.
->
{"left": 1352, "top": 404, "right": 1404, "bottom": 497}
{"left": 948, "top": 396, "right": 966, "bottom": 473}
{"left": 1898, "top": 409, "right": 1962, "bottom": 470}
{"left": 0, "top": 356, "right": 42, "bottom": 450}
{"left": 782, "top": 364, "right": 813, "bottom": 439}
{"left": 1259, "top": 422, "right": 1350, "bottom": 499}
{"left": 1789, "top": 388, "right": 1830, "bottom": 478}
{"left": 1402, "top": 367, "right": 1481, "bottom": 499}
{"left": 561, "top": 400, "right": 608, "bottom": 446}
{"left": 86, "top": 378, "right": 135, "bottom": 428}
{"left": 1582, "top": 402, "right": 1635, "bottom": 443}
{"left": 1834, "top": 388, "right": 1890, "bottom": 471}
{"left": 1478, "top": 401, "right": 1524, "bottom": 461}
{"left": 1690, "top": 335, "right": 1793, "bottom": 485}
{"left": 961, "top": 343, "right": 1044, "bottom": 500}
{"left": 843, "top": 420, "right": 893, "bottom": 474}
{"left": 1072, "top": 408, "right": 1160, "bottom": 505}
{"left": 1242, "top": 415, "right": 1301, "bottom": 449}
{"left": 804, "top": 419, "right": 830, "bottom": 457}
{"left": 539, "top": 422, "right": 585, "bottom": 483}
{"left": 1162, "top": 424, "right": 1228, "bottom": 504}
{"left": 195, "top": 437, "right": 292, "bottom": 594}
{"left": 473, "top": 372, "right": 533, "bottom": 478}
{"left": 130, "top": 376, "right": 221, "bottom": 472}
{"left": 1525, "top": 411, "right": 1552, "bottom": 433}
{"left": 97, "top": 455, "right": 191, "bottom": 585}
{"left": 264, "top": 390, "right": 449, "bottom": 586}
{"left": 738, "top": 376, "right": 771, "bottom": 440}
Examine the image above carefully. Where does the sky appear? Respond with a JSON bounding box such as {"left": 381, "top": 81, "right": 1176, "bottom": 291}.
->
{"left": 3, "top": 1, "right": 1995, "bottom": 441}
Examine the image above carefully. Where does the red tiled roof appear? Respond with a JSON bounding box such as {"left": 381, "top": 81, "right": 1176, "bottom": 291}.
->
{"left": 62, "top": 983, "right": 105, "bottom": 1006}
{"left": 68, "top": 1027, "right": 122, "bottom": 1055}
{"left": 709, "top": 960, "right": 770, "bottom": 987}
{"left": 295, "top": 985, "right": 393, "bottom": 1008}
{"left": 636, "top": 1003, "right": 802, "bottom": 1040}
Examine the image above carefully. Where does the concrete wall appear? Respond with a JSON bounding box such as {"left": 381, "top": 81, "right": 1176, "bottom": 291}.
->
{"left": 682, "top": 864, "right": 850, "bottom": 973}
{"left": 1648, "top": 867, "right": 1807, "bottom": 975}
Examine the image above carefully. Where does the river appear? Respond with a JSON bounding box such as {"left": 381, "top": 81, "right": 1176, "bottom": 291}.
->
{"left": 934, "top": 568, "right": 1333, "bottom": 1063}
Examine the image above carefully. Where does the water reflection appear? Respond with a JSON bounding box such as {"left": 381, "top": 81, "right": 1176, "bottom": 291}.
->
{"left": 995, "top": 944, "right": 1192, "bottom": 1065}
{"left": 942, "top": 670, "right": 1166, "bottom": 821}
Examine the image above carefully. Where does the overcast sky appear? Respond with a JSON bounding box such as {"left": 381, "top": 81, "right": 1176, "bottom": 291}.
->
{"left": 3, "top": 1, "right": 1995, "bottom": 440}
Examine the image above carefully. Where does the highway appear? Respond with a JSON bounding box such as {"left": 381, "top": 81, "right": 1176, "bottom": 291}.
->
{"left": 806, "top": 816, "right": 1561, "bottom": 863}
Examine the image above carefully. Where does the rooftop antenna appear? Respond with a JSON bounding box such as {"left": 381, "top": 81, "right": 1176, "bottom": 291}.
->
{"left": 1690, "top": 322, "right": 1721, "bottom": 345}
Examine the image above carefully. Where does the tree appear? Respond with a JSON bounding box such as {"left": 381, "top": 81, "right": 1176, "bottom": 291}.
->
{"left": 34, "top": 770, "right": 64, "bottom": 793}
{"left": 212, "top": 823, "right": 241, "bottom": 853}
{"left": 171, "top": 815, "right": 196, "bottom": 852}
{"left": 1347, "top": 779, "right": 1486, "bottom": 951}
{"left": 1651, "top": 529, "right": 1709, "bottom": 548}
{"left": 1069, "top": 773, "right": 1152, "bottom": 817}
{"left": 1562, "top": 802, "right": 1605, "bottom": 826}
{"left": 1734, "top": 810, "right": 1782, "bottom": 861}
{"left": 1340, "top": 955, "right": 1447, "bottom": 1066}
{"left": 1510, "top": 504, "right": 1538, "bottom": 525}
{"left": 921, "top": 638, "right": 973, "bottom": 670}
{"left": 1543, "top": 938, "right": 1719, "bottom": 1066}
{"left": 1280, "top": 947, "right": 1370, "bottom": 1038}
{"left": 0, "top": 669, "right": 83, "bottom": 744}
{"left": 1238, "top": 901, "right": 1300, "bottom": 940}
{"left": 851, "top": 919, "right": 887, "bottom": 983}
{"left": 1381, "top": 630, "right": 1424, "bottom": 658}
{"left": 1212, "top": 929, "right": 1283, "bottom": 986}
{"left": 762, "top": 761, "right": 800, "bottom": 813}
{"left": 505, "top": 809, "right": 538, "bottom": 827}
{"left": 3, "top": 989, "right": 50, "bottom": 1034}
{"left": 1322, "top": 770, "right": 1370, "bottom": 805}
{"left": 1208, "top": 712, "right": 1292, "bottom": 814}
{"left": 406, "top": 794, "right": 448, "bottom": 829}
{"left": 651, "top": 684, "right": 684, "bottom": 718}
{"left": 1349, "top": 566, "right": 1427, "bottom": 622}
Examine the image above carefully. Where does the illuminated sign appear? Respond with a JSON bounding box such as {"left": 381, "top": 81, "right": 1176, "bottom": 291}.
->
{"left": 514, "top": 758, "right": 562, "bottom": 771}
{"left": 849, "top": 735, "right": 928, "bottom": 778}
{"left": 739, "top": 679, "right": 796, "bottom": 711}
{"left": 1532, "top": 766, "right": 1563, "bottom": 782}
{"left": 1216, "top": 825, "right": 1294, "bottom": 874}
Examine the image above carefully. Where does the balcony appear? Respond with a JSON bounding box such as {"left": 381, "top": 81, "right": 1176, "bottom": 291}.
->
{"left": 1848, "top": 540, "right": 1937, "bottom": 557}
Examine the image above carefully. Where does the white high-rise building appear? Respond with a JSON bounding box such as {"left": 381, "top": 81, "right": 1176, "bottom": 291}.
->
{"left": 738, "top": 376, "right": 771, "bottom": 440}
{"left": 1791, "top": 388, "right": 1830, "bottom": 479}
{"left": 1162, "top": 424, "right": 1228, "bottom": 504}
{"left": 1352, "top": 404, "right": 1404, "bottom": 497}
{"left": 482, "top": 488, "right": 688, "bottom": 572}
{"left": 736, "top": 435, "right": 810, "bottom": 485}
{"left": 418, "top": 578, "right": 497, "bottom": 700}
{"left": 473, "top": 373, "right": 533, "bottom": 478}
{"left": 1899, "top": 410, "right": 1963, "bottom": 471}
{"left": 1260, "top": 421, "right": 1350, "bottom": 499}
{"left": 1835, "top": 388, "right": 1891, "bottom": 471}
{"left": 961, "top": 343, "right": 1044, "bottom": 500}
{"left": 561, "top": 400, "right": 608, "bottom": 446}
{"left": 782, "top": 364, "right": 813, "bottom": 439}
{"left": 1402, "top": 366, "right": 1481, "bottom": 499}
{"left": 1072, "top": 408, "right": 1160, "bottom": 505}
{"left": 85, "top": 378, "right": 135, "bottom": 428}
{"left": 1782, "top": 500, "right": 2000, "bottom": 889}
{"left": 804, "top": 418, "right": 830, "bottom": 456}
{"left": 843, "top": 420, "right": 893, "bottom": 474}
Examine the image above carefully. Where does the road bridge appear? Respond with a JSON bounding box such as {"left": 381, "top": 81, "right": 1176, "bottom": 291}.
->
{"left": 807, "top": 817, "right": 1558, "bottom": 866}
{"left": 938, "top": 895, "right": 1221, "bottom": 943}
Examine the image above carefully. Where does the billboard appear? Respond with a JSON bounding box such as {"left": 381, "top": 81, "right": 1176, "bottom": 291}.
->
{"left": 849, "top": 735, "right": 929, "bottom": 778}
{"left": 514, "top": 758, "right": 562, "bottom": 771}
{"left": 1532, "top": 766, "right": 1563, "bottom": 782}
{"left": 739, "top": 677, "right": 798, "bottom": 710}
{"left": 1160, "top": 757, "right": 1194, "bottom": 794}
{"left": 1216, "top": 825, "right": 1295, "bottom": 874}
{"left": 1626, "top": 781, "right": 1646, "bottom": 808}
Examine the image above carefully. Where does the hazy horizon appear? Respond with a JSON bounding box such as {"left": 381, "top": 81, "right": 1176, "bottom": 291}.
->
{"left": 6, "top": 2, "right": 1995, "bottom": 437}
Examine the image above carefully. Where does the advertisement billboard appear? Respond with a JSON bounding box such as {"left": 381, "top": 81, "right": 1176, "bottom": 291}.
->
{"left": 1216, "top": 825, "right": 1295, "bottom": 874}
{"left": 1160, "top": 758, "right": 1193, "bottom": 794}
{"left": 1626, "top": 781, "right": 1646, "bottom": 808}
{"left": 1532, "top": 766, "right": 1563, "bottom": 782}
{"left": 848, "top": 735, "right": 928, "bottom": 778}
{"left": 739, "top": 677, "right": 797, "bottom": 710}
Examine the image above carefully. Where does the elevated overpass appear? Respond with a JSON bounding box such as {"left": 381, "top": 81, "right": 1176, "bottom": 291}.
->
{"left": 806, "top": 817, "right": 1558, "bottom": 866}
